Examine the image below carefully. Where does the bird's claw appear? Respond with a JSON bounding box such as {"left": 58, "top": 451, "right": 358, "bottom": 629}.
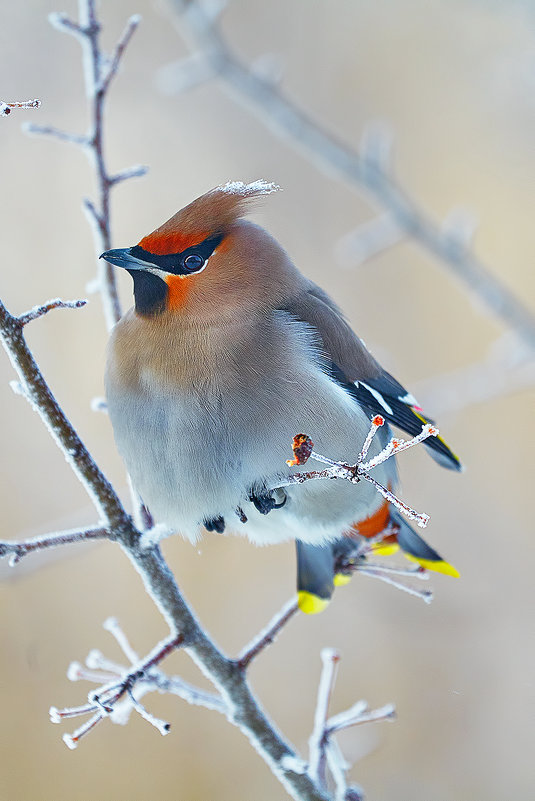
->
{"left": 249, "top": 487, "right": 287, "bottom": 515}
{"left": 204, "top": 516, "right": 225, "bottom": 533}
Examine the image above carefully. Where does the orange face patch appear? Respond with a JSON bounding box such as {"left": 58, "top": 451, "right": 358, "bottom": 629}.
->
{"left": 138, "top": 231, "right": 210, "bottom": 256}
{"left": 165, "top": 274, "right": 193, "bottom": 310}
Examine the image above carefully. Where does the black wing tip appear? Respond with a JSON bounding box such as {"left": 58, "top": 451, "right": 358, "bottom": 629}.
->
{"left": 423, "top": 434, "right": 464, "bottom": 472}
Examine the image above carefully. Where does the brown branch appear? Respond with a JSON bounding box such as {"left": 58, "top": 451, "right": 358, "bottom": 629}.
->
{"left": 18, "top": 298, "right": 87, "bottom": 326}
{"left": 0, "top": 297, "right": 130, "bottom": 532}
{"left": 0, "top": 526, "right": 110, "bottom": 565}
{"left": 170, "top": 0, "right": 535, "bottom": 351}
{"left": 24, "top": 124, "right": 89, "bottom": 147}
{"left": 0, "top": 99, "right": 40, "bottom": 116}
{"left": 308, "top": 649, "right": 340, "bottom": 788}
{"left": 26, "top": 1, "right": 145, "bottom": 332}
{"left": 237, "top": 598, "right": 299, "bottom": 670}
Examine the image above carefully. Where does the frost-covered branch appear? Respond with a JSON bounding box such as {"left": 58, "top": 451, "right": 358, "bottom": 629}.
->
{"left": 0, "top": 296, "right": 129, "bottom": 530}
{"left": 0, "top": 525, "right": 110, "bottom": 566}
{"left": 25, "top": 0, "right": 147, "bottom": 332}
{"left": 275, "top": 417, "right": 437, "bottom": 529}
{"left": 414, "top": 331, "right": 535, "bottom": 417}
{"left": 0, "top": 98, "right": 41, "bottom": 116}
{"left": 167, "top": 0, "right": 535, "bottom": 352}
{"left": 306, "top": 649, "right": 396, "bottom": 799}
{"left": 309, "top": 648, "right": 340, "bottom": 786}
{"left": 237, "top": 597, "right": 299, "bottom": 669}
{"left": 18, "top": 298, "right": 87, "bottom": 326}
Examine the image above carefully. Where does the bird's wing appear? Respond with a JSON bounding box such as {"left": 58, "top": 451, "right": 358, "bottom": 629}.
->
{"left": 282, "top": 283, "right": 462, "bottom": 471}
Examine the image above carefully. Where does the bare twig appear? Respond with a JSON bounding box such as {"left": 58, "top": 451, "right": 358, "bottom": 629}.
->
{"left": 357, "top": 566, "right": 433, "bottom": 603}
{"left": 273, "top": 421, "right": 436, "bottom": 529}
{"left": 0, "top": 525, "right": 110, "bottom": 566}
{"left": 335, "top": 213, "right": 405, "bottom": 269}
{"left": 0, "top": 99, "right": 40, "bottom": 116}
{"left": 17, "top": 298, "right": 87, "bottom": 326}
{"left": 168, "top": 0, "right": 535, "bottom": 351}
{"left": 24, "top": 124, "right": 89, "bottom": 147}
{"left": 237, "top": 598, "right": 299, "bottom": 669}
{"left": 57, "top": 618, "right": 227, "bottom": 728}
{"left": 414, "top": 331, "right": 535, "bottom": 417}
{"left": 309, "top": 648, "right": 340, "bottom": 787}
{"left": 326, "top": 702, "right": 396, "bottom": 735}
{"left": 0, "top": 297, "right": 130, "bottom": 530}
{"left": 25, "top": 1, "right": 146, "bottom": 331}
{"left": 306, "top": 651, "right": 396, "bottom": 797}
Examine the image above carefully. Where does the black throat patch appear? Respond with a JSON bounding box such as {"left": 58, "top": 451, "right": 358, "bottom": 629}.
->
{"left": 129, "top": 270, "right": 168, "bottom": 317}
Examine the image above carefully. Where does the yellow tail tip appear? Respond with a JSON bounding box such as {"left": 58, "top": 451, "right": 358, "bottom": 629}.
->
{"left": 297, "top": 591, "right": 330, "bottom": 614}
{"left": 405, "top": 554, "right": 460, "bottom": 578}
{"left": 371, "top": 542, "right": 400, "bottom": 557}
{"left": 333, "top": 573, "right": 352, "bottom": 587}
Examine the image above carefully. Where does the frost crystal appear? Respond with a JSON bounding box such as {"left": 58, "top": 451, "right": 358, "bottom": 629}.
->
{"left": 62, "top": 733, "right": 77, "bottom": 750}
{"left": 280, "top": 754, "right": 308, "bottom": 775}
{"left": 218, "top": 179, "right": 281, "bottom": 196}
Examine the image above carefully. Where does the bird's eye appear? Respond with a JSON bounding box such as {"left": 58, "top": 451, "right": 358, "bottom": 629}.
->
{"left": 183, "top": 253, "right": 205, "bottom": 272}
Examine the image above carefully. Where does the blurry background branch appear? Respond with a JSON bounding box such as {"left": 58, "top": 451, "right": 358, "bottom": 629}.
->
{"left": 164, "top": 0, "right": 535, "bottom": 354}
{"left": 24, "top": 0, "right": 147, "bottom": 331}
{"left": 0, "top": 98, "right": 41, "bottom": 116}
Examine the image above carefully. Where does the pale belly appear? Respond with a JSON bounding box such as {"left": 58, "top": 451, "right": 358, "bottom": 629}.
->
{"left": 105, "top": 311, "right": 395, "bottom": 545}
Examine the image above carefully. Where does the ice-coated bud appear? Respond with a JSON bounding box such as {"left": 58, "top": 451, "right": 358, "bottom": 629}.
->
{"left": 67, "top": 662, "right": 83, "bottom": 682}
{"left": 62, "top": 733, "right": 77, "bottom": 750}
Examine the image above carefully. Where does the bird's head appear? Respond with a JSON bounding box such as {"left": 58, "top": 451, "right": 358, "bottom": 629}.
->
{"left": 101, "top": 180, "right": 301, "bottom": 321}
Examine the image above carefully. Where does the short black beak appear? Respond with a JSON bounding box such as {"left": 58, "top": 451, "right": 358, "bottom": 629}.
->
{"left": 100, "top": 247, "right": 153, "bottom": 271}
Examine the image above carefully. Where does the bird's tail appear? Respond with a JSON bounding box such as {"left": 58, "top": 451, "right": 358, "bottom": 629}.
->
{"left": 296, "top": 507, "right": 458, "bottom": 614}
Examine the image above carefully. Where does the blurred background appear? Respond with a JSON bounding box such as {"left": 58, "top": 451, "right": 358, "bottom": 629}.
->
{"left": 1, "top": 1, "right": 534, "bottom": 799}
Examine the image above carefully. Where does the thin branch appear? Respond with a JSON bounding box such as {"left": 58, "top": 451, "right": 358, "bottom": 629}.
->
{"left": 27, "top": 1, "right": 144, "bottom": 331}
{"left": 414, "top": 331, "right": 535, "bottom": 417}
{"left": 169, "top": 0, "right": 535, "bottom": 351}
{"left": 0, "top": 525, "right": 110, "bottom": 565}
{"left": 335, "top": 213, "right": 405, "bottom": 269}
{"left": 48, "top": 11, "right": 86, "bottom": 38}
{"left": 325, "top": 739, "right": 353, "bottom": 801}
{"left": 24, "top": 123, "right": 89, "bottom": 147}
{"left": 109, "top": 164, "right": 149, "bottom": 185}
{"left": 98, "top": 15, "right": 142, "bottom": 95}
{"left": 128, "top": 689, "right": 171, "bottom": 736}
{"left": 308, "top": 649, "right": 340, "bottom": 786}
{"left": 103, "top": 616, "right": 140, "bottom": 664}
{"left": 0, "top": 296, "right": 131, "bottom": 531}
{"left": 17, "top": 298, "right": 87, "bottom": 326}
{"left": 357, "top": 567, "right": 433, "bottom": 603}
{"left": 237, "top": 598, "right": 299, "bottom": 670}
{"left": 326, "top": 702, "right": 396, "bottom": 736}
{"left": 62, "top": 622, "right": 227, "bottom": 715}
{"left": 273, "top": 422, "right": 435, "bottom": 529}
{"left": 1, "top": 99, "right": 40, "bottom": 117}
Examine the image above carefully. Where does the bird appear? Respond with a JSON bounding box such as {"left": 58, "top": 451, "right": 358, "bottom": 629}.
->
{"left": 102, "top": 180, "right": 461, "bottom": 614}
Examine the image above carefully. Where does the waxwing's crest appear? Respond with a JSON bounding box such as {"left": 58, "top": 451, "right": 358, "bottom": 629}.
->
{"left": 138, "top": 180, "right": 281, "bottom": 255}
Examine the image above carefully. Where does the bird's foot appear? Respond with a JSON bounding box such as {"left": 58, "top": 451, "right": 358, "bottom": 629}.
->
{"left": 249, "top": 487, "right": 287, "bottom": 515}
{"left": 204, "top": 516, "right": 225, "bottom": 534}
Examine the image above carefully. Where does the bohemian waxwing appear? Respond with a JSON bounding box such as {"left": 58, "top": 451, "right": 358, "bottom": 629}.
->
{"left": 102, "top": 181, "right": 461, "bottom": 614}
